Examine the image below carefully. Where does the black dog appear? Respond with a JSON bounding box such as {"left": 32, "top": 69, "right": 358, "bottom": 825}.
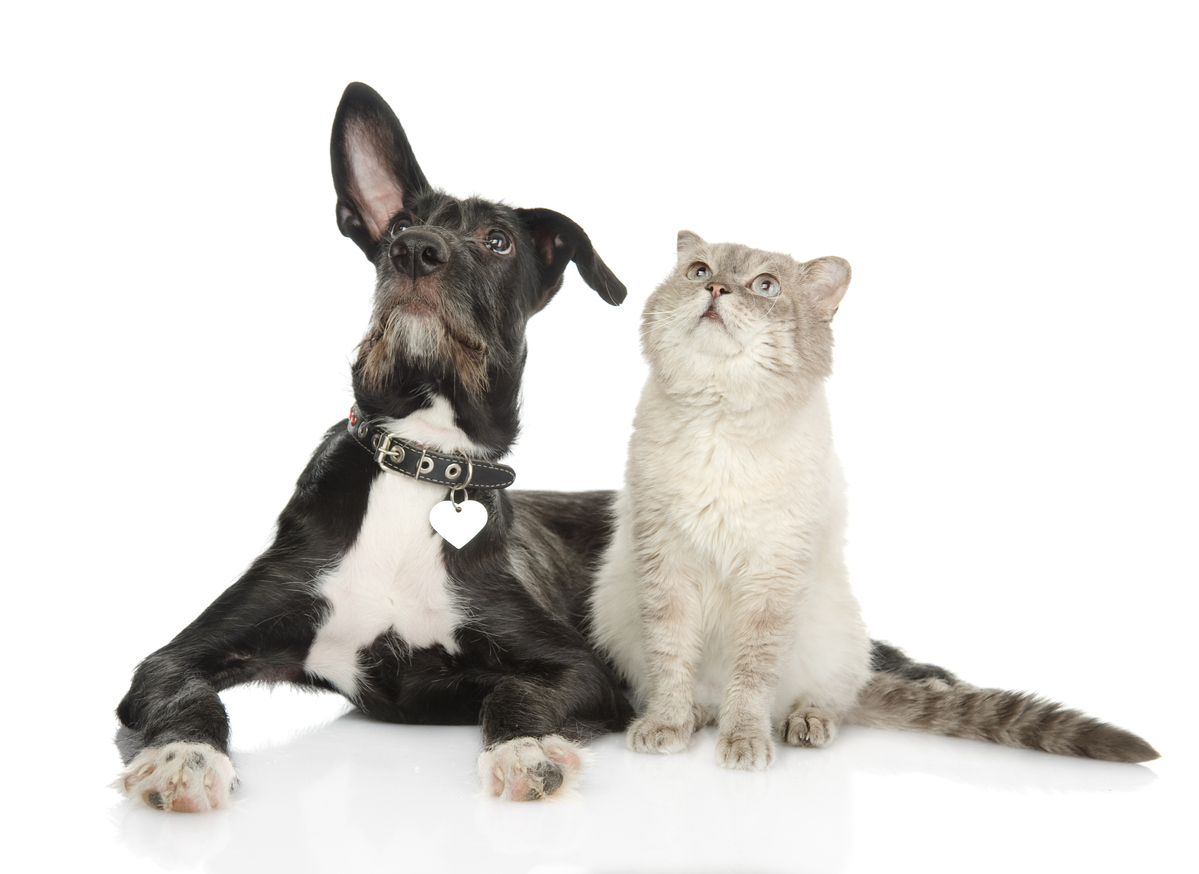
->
{"left": 116, "top": 82, "right": 633, "bottom": 810}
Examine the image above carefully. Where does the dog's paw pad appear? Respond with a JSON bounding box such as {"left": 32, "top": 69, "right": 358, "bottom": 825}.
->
{"left": 781, "top": 708, "right": 838, "bottom": 749}
{"left": 478, "top": 735, "right": 585, "bottom": 801}
{"left": 114, "top": 742, "right": 235, "bottom": 812}
{"left": 716, "top": 730, "right": 775, "bottom": 770}
{"left": 627, "top": 715, "right": 693, "bottom": 755}
{"left": 540, "top": 737, "right": 582, "bottom": 772}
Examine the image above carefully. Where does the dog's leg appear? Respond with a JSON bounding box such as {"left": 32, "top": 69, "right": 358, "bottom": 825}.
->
{"left": 477, "top": 669, "right": 601, "bottom": 802}
{"left": 474, "top": 631, "right": 631, "bottom": 801}
{"left": 115, "top": 554, "right": 333, "bottom": 811}
{"left": 115, "top": 427, "right": 374, "bottom": 811}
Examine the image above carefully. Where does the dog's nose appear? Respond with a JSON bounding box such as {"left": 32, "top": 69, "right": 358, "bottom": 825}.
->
{"left": 390, "top": 230, "right": 449, "bottom": 278}
{"left": 707, "top": 282, "right": 729, "bottom": 298}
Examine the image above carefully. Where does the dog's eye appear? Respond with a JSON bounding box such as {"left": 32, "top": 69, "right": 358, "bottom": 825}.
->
{"left": 750, "top": 274, "right": 781, "bottom": 297}
{"left": 485, "top": 230, "right": 512, "bottom": 255}
{"left": 389, "top": 217, "right": 412, "bottom": 238}
{"left": 687, "top": 262, "right": 712, "bottom": 281}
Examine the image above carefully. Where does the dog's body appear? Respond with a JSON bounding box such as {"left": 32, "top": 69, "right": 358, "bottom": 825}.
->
{"left": 116, "top": 83, "right": 633, "bottom": 810}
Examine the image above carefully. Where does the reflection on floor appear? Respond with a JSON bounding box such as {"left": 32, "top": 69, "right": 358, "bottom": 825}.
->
{"left": 99, "top": 684, "right": 1172, "bottom": 874}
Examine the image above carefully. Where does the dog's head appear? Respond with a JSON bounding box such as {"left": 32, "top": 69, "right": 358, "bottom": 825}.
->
{"left": 331, "top": 82, "right": 625, "bottom": 454}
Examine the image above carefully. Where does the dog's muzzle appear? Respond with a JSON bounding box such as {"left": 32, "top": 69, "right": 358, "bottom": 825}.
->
{"left": 390, "top": 229, "right": 448, "bottom": 278}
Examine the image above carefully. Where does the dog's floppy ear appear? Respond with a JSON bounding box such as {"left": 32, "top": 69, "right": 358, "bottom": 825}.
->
{"left": 515, "top": 208, "right": 626, "bottom": 310}
{"left": 331, "top": 82, "right": 431, "bottom": 259}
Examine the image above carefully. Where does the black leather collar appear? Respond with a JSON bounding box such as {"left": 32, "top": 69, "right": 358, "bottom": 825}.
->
{"left": 347, "top": 407, "right": 516, "bottom": 489}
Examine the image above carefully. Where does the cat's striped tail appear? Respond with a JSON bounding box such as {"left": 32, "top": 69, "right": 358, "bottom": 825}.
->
{"left": 850, "top": 672, "right": 1159, "bottom": 763}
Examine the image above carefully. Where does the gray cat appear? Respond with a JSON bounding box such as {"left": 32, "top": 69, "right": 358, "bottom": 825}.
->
{"left": 590, "top": 231, "right": 1157, "bottom": 769}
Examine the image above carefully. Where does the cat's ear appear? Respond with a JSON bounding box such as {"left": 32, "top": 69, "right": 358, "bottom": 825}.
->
{"left": 801, "top": 257, "right": 851, "bottom": 321}
{"left": 677, "top": 230, "right": 706, "bottom": 256}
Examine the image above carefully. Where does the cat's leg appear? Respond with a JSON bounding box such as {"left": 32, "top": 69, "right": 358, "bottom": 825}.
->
{"left": 626, "top": 549, "right": 705, "bottom": 755}
{"left": 714, "top": 559, "right": 812, "bottom": 771}
{"left": 775, "top": 566, "right": 872, "bottom": 751}
{"left": 781, "top": 704, "right": 840, "bottom": 748}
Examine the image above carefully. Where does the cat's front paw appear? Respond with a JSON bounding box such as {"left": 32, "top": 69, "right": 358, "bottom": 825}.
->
{"left": 716, "top": 730, "right": 775, "bottom": 770}
{"left": 627, "top": 715, "right": 693, "bottom": 755}
{"left": 114, "top": 742, "right": 236, "bottom": 812}
{"left": 781, "top": 707, "right": 839, "bottom": 748}
{"left": 478, "top": 735, "right": 585, "bottom": 801}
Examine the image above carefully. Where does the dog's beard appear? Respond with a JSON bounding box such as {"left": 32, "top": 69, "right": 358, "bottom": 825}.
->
{"left": 357, "top": 308, "right": 489, "bottom": 399}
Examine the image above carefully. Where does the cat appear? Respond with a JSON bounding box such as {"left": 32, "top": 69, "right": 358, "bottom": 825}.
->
{"left": 589, "top": 231, "right": 1158, "bottom": 770}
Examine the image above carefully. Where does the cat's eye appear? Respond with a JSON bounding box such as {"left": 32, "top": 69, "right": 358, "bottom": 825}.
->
{"left": 485, "top": 230, "right": 512, "bottom": 255}
{"left": 751, "top": 274, "right": 781, "bottom": 297}
{"left": 687, "top": 262, "right": 712, "bottom": 281}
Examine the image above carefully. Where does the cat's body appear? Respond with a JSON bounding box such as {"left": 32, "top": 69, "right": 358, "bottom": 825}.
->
{"left": 592, "top": 233, "right": 866, "bottom": 768}
{"left": 591, "top": 232, "right": 1159, "bottom": 769}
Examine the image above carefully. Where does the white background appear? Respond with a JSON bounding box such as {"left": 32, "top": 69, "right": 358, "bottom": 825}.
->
{"left": 3, "top": 2, "right": 1196, "bottom": 872}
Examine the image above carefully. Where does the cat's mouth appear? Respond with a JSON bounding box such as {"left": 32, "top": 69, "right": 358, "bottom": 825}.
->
{"left": 701, "top": 303, "right": 724, "bottom": 324}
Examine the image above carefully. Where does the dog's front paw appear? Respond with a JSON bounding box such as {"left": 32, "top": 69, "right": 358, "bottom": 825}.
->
{"left": 478, "top": 735, "right": 585, "bottom": 801}
{"left": 115, "top": 742, "right": 235, "bottom": 812}
{"left": 715, "top": 730, "right": 775, "bottom": 771}
{"left": 781, "top": 707, "right": 839, "bottom": 748}
{"left": 627, "top": 714, "right": 693, "bottom": 755}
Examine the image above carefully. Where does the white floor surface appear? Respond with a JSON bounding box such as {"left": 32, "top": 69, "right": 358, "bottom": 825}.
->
{"left": 51, "top": 682, "right": 1188, "bottom": 872}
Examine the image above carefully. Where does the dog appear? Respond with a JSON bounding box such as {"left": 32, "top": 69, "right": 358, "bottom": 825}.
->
{"left": 115, "top": 82, "right": 634, "bottom": 810}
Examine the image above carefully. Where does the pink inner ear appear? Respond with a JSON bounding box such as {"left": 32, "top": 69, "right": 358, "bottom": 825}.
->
{"left": 531, "top": 226, "right": 562, "bottom": 266}
{"left": 347, "top": 123, "right": 405, "bottom": 239}
{"left": 804, "top": 258, "right": 851, "bottom": 320}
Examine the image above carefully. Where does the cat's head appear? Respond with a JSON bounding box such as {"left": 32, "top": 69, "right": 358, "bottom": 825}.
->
{"left": 641, "top": 231, "right": 851, "bottom": 403}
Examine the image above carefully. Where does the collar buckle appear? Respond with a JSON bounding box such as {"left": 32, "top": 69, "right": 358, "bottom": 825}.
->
{"left": 373, "top": 432, "right": 407, "bottom": 468}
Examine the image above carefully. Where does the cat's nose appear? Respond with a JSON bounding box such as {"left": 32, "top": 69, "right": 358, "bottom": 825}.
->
{"left": 707, "top": 283, "right": 729, "bottom": 297}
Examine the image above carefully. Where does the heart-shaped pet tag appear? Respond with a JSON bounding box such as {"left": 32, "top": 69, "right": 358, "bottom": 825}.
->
{"left": 429, "top": 499, "right": 488, "bottom": 549}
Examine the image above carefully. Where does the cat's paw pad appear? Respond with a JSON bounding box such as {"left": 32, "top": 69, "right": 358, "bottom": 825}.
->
{"left": 781, "top": 708, "right": 839, "bottom": 748}
{"left": 627, "top": 715, "right": 693, "bottom": 755}
{"left": 716, "top": 730, "right": 775, "bottom": 770}
{"left": 478, "top": 735, "right": 585, "bottom": 801}
{"left": 114, "top": 742, "right": 235, "bottom": 812}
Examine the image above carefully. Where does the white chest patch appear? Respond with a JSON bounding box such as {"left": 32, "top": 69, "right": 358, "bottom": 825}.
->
{"left": 305, "top": 400, "right": 477, "bottom": 699}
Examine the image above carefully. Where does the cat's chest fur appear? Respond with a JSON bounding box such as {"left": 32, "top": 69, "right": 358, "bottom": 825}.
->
{"left": 629, "top": 380, "right": 836, "bottom": 552}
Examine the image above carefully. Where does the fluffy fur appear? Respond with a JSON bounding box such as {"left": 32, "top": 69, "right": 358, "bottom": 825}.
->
{"left": 590, "top": 232, "right": 1159, "bottom": 769}
{"left": 114, "top": 83, "right": 634, "bottom": 810}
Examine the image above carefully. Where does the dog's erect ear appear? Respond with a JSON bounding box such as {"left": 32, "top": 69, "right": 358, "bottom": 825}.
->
{"left": 515, "top": 208, "right": 626, "bottom": 310}
{"left": 331, "top": 82, "right": 431, "bottom": 259}
{"left": 801, "top": 256, "right": 851, "bottom": 321}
